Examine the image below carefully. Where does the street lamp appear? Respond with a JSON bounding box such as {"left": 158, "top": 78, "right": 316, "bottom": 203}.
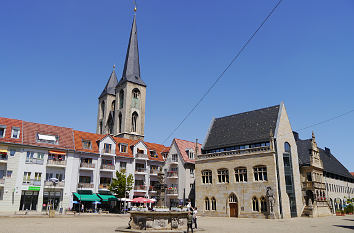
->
{"left": 48, "top": 177, "right": 58, "bottom": 217}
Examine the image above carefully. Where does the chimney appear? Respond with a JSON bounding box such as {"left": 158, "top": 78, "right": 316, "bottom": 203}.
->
{"left": 293, "top": 131, "right": 299, "bottom": 141}
{"left": 325, "top": 147, "right": 331, "bottom": 154}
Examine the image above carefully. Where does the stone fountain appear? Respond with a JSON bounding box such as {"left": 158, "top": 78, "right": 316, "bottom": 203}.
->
{"left": 116, "top": 170, "right": 189, "bottom": 232}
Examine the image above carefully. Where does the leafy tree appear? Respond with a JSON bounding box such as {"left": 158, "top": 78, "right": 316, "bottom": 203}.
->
{"left": 109, "top": 170, "right": 134, "bottom": 198}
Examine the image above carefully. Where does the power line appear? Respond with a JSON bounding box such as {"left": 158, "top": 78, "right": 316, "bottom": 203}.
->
{"left": 162, "top": 0, "right": 284, "bottom": 144}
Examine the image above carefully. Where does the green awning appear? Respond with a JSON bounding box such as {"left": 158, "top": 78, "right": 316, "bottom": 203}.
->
{"left": 73, "top": 193, "right": 101, "bottom": 202}
{"left": 97, "top": 194, "right": 117, "bottom": 202}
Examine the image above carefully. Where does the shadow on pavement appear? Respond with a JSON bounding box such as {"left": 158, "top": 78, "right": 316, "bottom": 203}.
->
{"left": 342, "top": 219, "right": 354, "bottom": 222}
{"left": 333, "top": 225, "right": 354, "bottom": 230}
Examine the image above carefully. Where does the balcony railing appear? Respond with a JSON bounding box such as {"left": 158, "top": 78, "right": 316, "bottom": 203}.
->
{"left": 135, "top": 168, "right": 147, "bottom": 173}
{"left": 101, "top": 149, "right": 115, "bottom": 155}
{"left": 134, "top": 185, "right": 147, "bottom": 191}
{"left": 198, "top": 146, "right": 272, "bottom": 160}
{"left": 80, "top": 162, "right": 95, "bottom": 169}
{"left": 166, "top": 189, "right": 178, "bottom": 195}
{"left": 78, "top": 183, "right": 94, "bottom": 188}
{"left": 302, "top": 181, "right": 325, "bottom": 190}
{"left": 26, "top": 158, "right": 44, "bottom": 165}
{"left": 47, "top": 159, "right": 66, "bottom": 166}
{"left": 23, "top": 179, "right": 41, "bottom": 186}
{"left": 44, "top": 180, "right": 65, "bottom": 187}
{"left": 136, "top": 153, "right": 148, "bottom": 160}
{"left": 0, "top": 178, "right": 5, "bottom": 184}
{"left": 101, "top": 164, "right": 115, "bottom": 170}
{"left": 167, "top": 171, "right": 178, "bottom": 178}
{"left": 99, "top": 184, "right": 110, "bottom": 189}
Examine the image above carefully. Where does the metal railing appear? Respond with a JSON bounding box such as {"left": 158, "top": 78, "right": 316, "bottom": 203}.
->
{"left": 26, "top": 158, "right": 44, "bottom": 165}
{"left": 23, "top": 179, "right": 41, "bottom": 186}
{"left": 135, "top": 168, "right": 147, "bottom": 173}
{"left": 150, "top": 169, "right": 159, "bottom": 175}
{"left": 78, "top": 183, "right": 94, "bottom": 188}
{"left": 100, "top": 164, "right": 115, "bottom": 170}
{"left": 101, "top": 149, "right": 115, "bottom": 155}
{"left": 167, "top": 171, "right": 178, "bottom": 178}
{"left": 44, "top": 180, "right": 65, "bottom": 187}
{"left": 134, "top": 185, "right": 147, "bottom": 191}
{"left": 80, "top": 162, "right": 95, "bottom": 168}
{"left": 166, "top": 189, "right": 178, "bottom": 195}
{"left": 47, "top": 159, "right": 66, "bottom": 166}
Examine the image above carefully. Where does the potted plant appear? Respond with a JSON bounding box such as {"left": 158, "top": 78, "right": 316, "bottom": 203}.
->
{"left": 336, "top": 210, "right": 342, "bottom": 216}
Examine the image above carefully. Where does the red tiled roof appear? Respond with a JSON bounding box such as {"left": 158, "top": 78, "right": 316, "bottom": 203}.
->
{"left": 113, "top": 137, "right": 136, "bottom": 158}
{"left": 74, "top": 130, "right": 101, "bottom": 154}
{"left": 145, "top": 142, "right": 169, "bottom": 162}
{"left": 351, "top": 172, "right": 354, "bottom": 177}
{"left": 174, "top": 138, "right": 202, "bottom": 164}
{"left": 23, "top": 121, "right": 74, "bottom": 150}
{"left": 0, "top": 117, "right": 23, "bottom": 144}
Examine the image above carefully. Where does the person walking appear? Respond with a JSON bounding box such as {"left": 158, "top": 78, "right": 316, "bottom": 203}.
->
{"left": 187, "top": 211, "right": 194, "bottom": 233}
{"left": 193, "top": 207, "right": 198, "bottom": 229}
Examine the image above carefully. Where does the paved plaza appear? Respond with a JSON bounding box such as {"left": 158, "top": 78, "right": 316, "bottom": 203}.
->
{"left": 0, "top": 214, "right": 353, "bottom": 233}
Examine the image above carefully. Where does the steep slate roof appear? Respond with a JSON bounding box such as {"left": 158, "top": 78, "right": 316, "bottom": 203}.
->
{"left": 0, "top": 117, "right": 23, "bottom": 144}
{"left": 117, "top": 15, "right": 146, "bottom": 87}
{"left": 203, "top": 105, "right": 280, "bottom": 150}
{"left": 296, "top": 138, "right": 353, "bottom": 180}
{"left": 99, "top": 68, "right": 118, "bottom": 98}
{"left": 174, "top": 138, "right": 201, "bottom": 164}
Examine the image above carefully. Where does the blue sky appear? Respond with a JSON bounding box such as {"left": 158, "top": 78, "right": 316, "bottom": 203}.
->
{"left": 0, "top": 1, "right": 353, "bottom": 171}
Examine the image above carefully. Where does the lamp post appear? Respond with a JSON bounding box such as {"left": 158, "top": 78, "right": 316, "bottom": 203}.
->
{"left": 48, "top": 178, "right": 58, "bottom": 218}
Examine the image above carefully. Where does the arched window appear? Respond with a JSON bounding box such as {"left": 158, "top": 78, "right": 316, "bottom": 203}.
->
{"left": 118, "top": 112, "right": 122, "bottom": 133}
{"left": 132, "top": 88, "right": 140, "bottom": 108}
{"left": 234, "top": 167, "right": 247, "bottom": 182}
{"left": 202, "top": 170, "right": 212, "bottom": 184}
{"left": 217, "top": 168, "right": 229, "bottom": 183}
{"left": 111, "top": 100, "right": 115, "bottom": 112}
{"left": 252, "top": 197, "right": 259, "bottom": 212}
{"left": 205, "top": 197, "right": 210, "bottom": 211}
{"left": 119, "top": 90, "right": 124, "bottom": 109}
{"left": 229, "top": 193, "right": 237, "bottom": 203}
{"left": 131, "top": 112, "right": 138, "bottom": 132}
{"left": 99, "top": 121, "right": 103, "bottom": 134}
{"left": 260, "top": 196, "right": 267, "bottom": 212}
{"left": 107, "top": 116, "right": 114, "bottom": 134}
{"left": 101, "top": 101, "right": 105, "bottom": 118}
{"left": 284, "top": 142, "right": 291, "bottom": 153}
{"left": 211, "top": 197, "right": 216, "bottom": 211}
{"left": 253, "top": 166, "right": 267, "bottom": 181}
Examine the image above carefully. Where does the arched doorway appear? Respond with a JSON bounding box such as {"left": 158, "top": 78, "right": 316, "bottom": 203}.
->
{"left": 228, "top": 193, "right": 238, "bottom": 217}
{"left": 305, "top": 190, "right": 314, "bottom": 206}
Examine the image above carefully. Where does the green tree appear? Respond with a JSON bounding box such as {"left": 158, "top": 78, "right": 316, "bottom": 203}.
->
{"left": 109, "top": 170, "right": 134, "bottom": 198}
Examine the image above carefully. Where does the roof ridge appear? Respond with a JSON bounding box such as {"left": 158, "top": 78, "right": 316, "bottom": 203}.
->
{"left": 216, "top": 104, "right": 280, "bottom": 120}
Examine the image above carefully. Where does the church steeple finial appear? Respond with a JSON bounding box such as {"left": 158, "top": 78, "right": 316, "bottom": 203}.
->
{"left": 118, "top": 5, "right": 146, "bottom": 87}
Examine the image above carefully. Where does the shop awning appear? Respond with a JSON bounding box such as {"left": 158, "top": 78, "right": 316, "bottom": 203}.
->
{"left": 73, "top": 193, "right": 100, "bottom": 202}
{"left": 49, "top": 150, "right": 66, "bottom": 155}
{"left": 98, "top": 194, "right": 117, "bottom": 202}
{"left": 0, "top": 149, "right": 8, "bottom": 154}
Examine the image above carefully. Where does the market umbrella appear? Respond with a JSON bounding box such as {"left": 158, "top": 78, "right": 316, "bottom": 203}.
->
{"left": 131, "top": 197, "right": 152, "bottom": 203}
{"left": 149, "top": 198, "right": 157, "bottom": 203}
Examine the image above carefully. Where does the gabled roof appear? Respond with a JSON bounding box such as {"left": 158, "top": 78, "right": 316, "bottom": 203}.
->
{"left": 174, "top": 138, "right": 201, "bottom": 164}
{"left": 145, "top": 141, "right": 169, "bottom": 162}
{"left": 74, "top": 130, "right": 101, "bottom": 154}
{"left": 296, "top": 138, "right": 353, "bottom": 180}
{"left": 203, "top": 105, "right": 280, "bottom": 151}
{"left": 99, "top": 68, "right": 118, "bottom": 98}
{"left": 117, "top": 15, "right": 146, "bottom": 87}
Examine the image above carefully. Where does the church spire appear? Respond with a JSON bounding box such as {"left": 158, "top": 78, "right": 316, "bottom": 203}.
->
{"left": 99, "top": 65, "right": 118, "bottom": 98}
{"left": 118, "top": 14, "right": 146, "bottom": 87}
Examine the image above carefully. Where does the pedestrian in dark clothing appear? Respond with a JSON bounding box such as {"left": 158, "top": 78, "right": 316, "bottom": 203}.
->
{"left": 187, "top": 212, "right": 194, "bottom": 233}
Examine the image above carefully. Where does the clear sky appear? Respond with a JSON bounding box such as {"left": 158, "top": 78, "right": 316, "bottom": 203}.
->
{"left": 0, "top": 1, "right": 353, "bottom": 171}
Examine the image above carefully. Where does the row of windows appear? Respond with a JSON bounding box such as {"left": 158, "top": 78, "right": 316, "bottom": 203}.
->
{"left": 201, "top": 166, "right": 268, "bottom": 184}
{"left": 204, "top": 142, "right": 270, "bottom": 154}
{"left": 327, "top": 183, "right": 354, "bottom": 194}
{"left": 204, "top": 195, "right": 267, "bottom": 213}
{"left": 0, "top": 126, "right": 20, "bottom": 139}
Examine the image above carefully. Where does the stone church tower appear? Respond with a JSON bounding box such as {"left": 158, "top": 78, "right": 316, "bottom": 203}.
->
{"left": 97, "top": 15, "right": 146, "bottom": 140}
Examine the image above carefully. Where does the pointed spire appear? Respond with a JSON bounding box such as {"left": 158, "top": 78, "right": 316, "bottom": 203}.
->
{"left": 99, "top": 65, "right": 118, "bottom": 98}
{"left": 118, "top": 15, "right": 146, "bottom": 87}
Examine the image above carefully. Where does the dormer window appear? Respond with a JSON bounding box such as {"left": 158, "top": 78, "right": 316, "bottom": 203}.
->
{"left": 186, "top": 149, "right": 194, "bottom": 159}
{"left": 11, "top": 127, "right": 20, "bottom": 139}
{"left": 0, "top": 125, "right": 6, "bottom": 138}
{"left": 104, "top": 143, "right": 112, "bottom": 154}
{"left": 150, "top": 150, "right": 157, "bottom": 158}
{"left": 120, "top": 143, "right": 127, "bottom": 153}
{"left": 37, "top": 133, "right": 59, "bottom": 144}
{"left": 82, "top": 140, "right": 92, "bottom": 150}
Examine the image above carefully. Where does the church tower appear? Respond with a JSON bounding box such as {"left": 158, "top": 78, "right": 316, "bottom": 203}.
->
{"left": 97, "top": 14, "right": 146, "bottom": 140}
